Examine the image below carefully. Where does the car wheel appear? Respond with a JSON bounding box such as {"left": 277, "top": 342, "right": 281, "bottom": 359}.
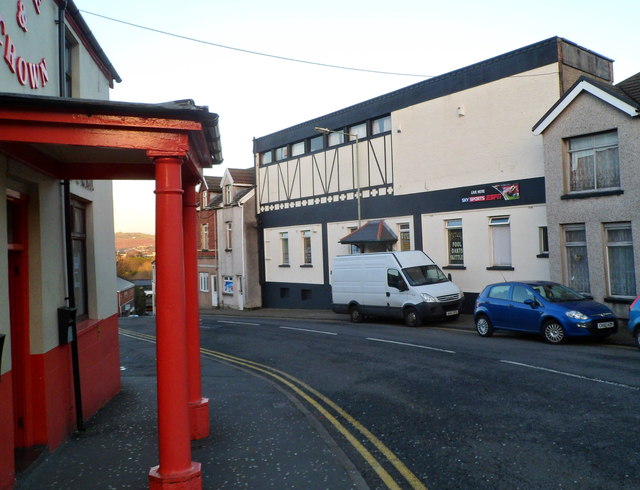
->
{"left": 543, "top": 320, "right": 565, "bottom": 344}
{"left": 475, "top": 315, "right": 494, "bottom": 337}
{"left": 404, "top": 307, "right": 422, "bottom": 327}
{"left": 349, "top": 305, "right": 364, "bottom": 323}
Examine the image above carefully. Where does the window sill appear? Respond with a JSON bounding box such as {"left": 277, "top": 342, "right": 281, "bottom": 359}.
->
{"left": 604, "top": 296, "right": 634, "bottom": 305}
{"left": 536, "top": 253, "right": 549, "bottom": 258}
{"left": 561, "top": 189, "right": 623, "bottom": 200}
{"left": 279, "top": 264, "right": 290, "bottom": 268}
{"left": 300, "top": 264, "right": 313, "bottom": 268}
{"left": 486, "top": 266, "right": 514, "bottom": 271}
{"left": 443, "top": 265, "right": 466, "bottom": 270}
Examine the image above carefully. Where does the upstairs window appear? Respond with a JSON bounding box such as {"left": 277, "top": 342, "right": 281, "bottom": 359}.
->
{"left": 348, "top": 123, "right": 367, "bottom": 141}
{"left": 328, "top": 131, "right": 344, "bottom": 147}
{"left": 567, "top": 131, "right": 619, "bottom": 193}
{"left": 310, "top": 135, "right": 324, "bottom": 152}
{"left": 291, "top": 141, "right": 305, "bottom": 157}
{"left": 261, "top": 151, "right": 273, "bottom": 165}
{"left": 201, "top": 223, "right": 209, "bottom": 250}
{"left": 275, "top": 146, "right": 288, "bottom": 161}
{"left": 372, "top": 115, "right": 391, "bottom": 135}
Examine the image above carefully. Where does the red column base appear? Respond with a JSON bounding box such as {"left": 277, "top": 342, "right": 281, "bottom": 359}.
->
{"left": 149, "top": 462, "right": 202, "bottom": 489}
{"left": 188, "top": 398, "right": 210, "bottom": 440}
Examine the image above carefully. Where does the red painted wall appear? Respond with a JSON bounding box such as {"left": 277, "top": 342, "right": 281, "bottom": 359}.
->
{"left": 0, "top": 314, "right": 121, "bottom": 486}
{"left": 0, "top": 372, "right": 15, "bottom": 490}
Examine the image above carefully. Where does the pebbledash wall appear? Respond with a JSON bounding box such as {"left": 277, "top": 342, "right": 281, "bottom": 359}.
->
{"left": 0, "top": 1, "right": 120, "bottom": 487}
{"left": 254, "top": 37, "right": 614, "bottom": 311}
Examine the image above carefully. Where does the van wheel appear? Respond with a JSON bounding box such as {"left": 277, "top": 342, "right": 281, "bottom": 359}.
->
{"left": 404, "top": 307, "right": 422, "bottom": 327}
{"left": 349, "top": 306, "right": 364, "bottom": 323}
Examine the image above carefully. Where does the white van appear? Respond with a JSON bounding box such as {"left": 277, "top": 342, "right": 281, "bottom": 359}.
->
{"left": 331, "top": 251, "right": 464, "bottom": 326}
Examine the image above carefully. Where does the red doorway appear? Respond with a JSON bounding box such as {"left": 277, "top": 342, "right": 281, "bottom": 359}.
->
{"left": 7, "top": 190, "right": 41, "bottom": 471}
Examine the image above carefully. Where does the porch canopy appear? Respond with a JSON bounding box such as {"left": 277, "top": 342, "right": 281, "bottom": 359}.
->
{"left": 339, "top": 219, "right": 398, "bottom": 252}
{"left": 0, "top": 92, "right": 222, "bottom": 488}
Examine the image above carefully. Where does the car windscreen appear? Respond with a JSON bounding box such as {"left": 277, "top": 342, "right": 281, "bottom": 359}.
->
{"left": 530, "top": 283, "right": 585, "bottom": 302}
{"left": 402, "top": 265, "right": 448, "bottom": 286}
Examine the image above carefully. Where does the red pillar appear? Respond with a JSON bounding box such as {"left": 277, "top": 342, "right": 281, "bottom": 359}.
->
{"left": 182, "top": 182, "right": 210, "bottom": 440}
{"left": 149, "top": 155, "right": 201, "bottom": 489}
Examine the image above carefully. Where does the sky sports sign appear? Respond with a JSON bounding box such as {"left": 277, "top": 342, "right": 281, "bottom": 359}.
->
{"left": 460, "top": 183, "right": 520, "bottom": 205}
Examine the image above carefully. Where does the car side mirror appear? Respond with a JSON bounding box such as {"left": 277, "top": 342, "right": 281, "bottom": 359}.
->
{"left": 524, "top": 299, "right": 538, "bottom": 308}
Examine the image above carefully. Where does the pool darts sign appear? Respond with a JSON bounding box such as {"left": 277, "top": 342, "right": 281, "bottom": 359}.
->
{"left": 460, "top": 183, "right": 520, "bottom": 205}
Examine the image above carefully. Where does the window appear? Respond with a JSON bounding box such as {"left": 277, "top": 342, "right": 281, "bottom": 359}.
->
{"left": 223, "top": 276, "right": 233, "bottom": 295}
{"left": 201, "top": 223, "right": 209, "bottom": 250}
{"left": 372, "top": 115, "right": 391, "bottom": 135}
{"left": 71, "top": 199, "right": 88, "bottom": 318}
{"left": 387, "top": 269, "right": 402, "bottom": 288}
{"left": 567, "top": 131, "right": 619, "bottom": 192}
{"left": 348, "top": 123, "right": 367, "bottom": 141}
{"left": 224, "top": 184, "right": 233, "bottom": 205}
{"left": 328, "top": 131, "right": 344, "bottom": 147}
{"left": 302, "top": 230, "right": 312, "bottom": 264}
{"left": 291, "top": 141, "right": 305, "bottom": 157}
{"left": 512, "top": 285, "right": 535, "bottom": 303}
{"left": 201, "top": 190, "right": 208, "bottom": 208}
{"left": 64, "top": 37, "right": 73, "bottom": 97}
{"left": 225, "top": 222, "right": 232, "bottom": 250}
{"left": 399, "top": 223, "right": 411, "bottom": 251}
{"left": 199, "top": 272, "right": 209, "bottom": 292}
{"left": 275, "top": 145, "right": 288, "bottom": 161}
{"left": 310, "top": 135, "right": 324, "bottom": 152}
{"left": 605, "top": 223, "right": 636, "bottom": 297}
{"left": 446, "top": 219, "right": 463, "bottom": 265}
{"left": 563, "top": 224, "right": 590, "bottom": 293}
{"left": 539, "top": 226, "right": 549, "bottom": 255}
{"left": 280, "top": 232, "right": 289, "bottom": 265}
{"left": 261, "top": 151, "right": 273, "bottom": 165}
{"left": 489, "top": 216, "right": 511, "bottom": 267}
{"left": 488, "top": 284, "right": 510, "bottom": 300}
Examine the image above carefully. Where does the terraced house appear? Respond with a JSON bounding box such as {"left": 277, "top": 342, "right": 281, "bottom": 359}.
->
{"left": 253, "top": 37, "right": 615, "bottom": 311}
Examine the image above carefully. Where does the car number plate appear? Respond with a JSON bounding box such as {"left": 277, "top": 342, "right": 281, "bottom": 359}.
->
{"left": 446, "top": 310, "right": 458, "bottom": 316}
{"left": 597, "top": 321, "right": 614, "bottom": 329}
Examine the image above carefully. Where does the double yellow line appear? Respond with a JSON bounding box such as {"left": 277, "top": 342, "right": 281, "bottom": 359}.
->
{"left": 120, "top": 328, "right": 428, "bottom": 490}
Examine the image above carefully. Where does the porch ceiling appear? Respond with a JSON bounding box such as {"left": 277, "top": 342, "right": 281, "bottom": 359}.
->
{"left": 0, "top": 93, "right": 223, "bottom": 184}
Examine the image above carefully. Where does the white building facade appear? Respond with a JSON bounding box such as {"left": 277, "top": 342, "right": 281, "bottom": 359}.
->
{"left": 253, "top": 37, "right": 614, "bottom": 311}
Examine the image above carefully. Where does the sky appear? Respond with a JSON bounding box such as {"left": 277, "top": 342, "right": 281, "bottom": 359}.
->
{"left": 77, "top": 0, "right": 640, "bottom": 235}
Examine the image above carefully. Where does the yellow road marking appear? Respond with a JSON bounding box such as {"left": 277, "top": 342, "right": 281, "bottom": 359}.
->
{"left": 119, "top": 328, "right": 427, "bottom": 490}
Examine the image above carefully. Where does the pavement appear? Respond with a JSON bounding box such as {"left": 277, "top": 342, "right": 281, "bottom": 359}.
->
{"left": 15, "top": 308, "right": 636, "bottom": 489}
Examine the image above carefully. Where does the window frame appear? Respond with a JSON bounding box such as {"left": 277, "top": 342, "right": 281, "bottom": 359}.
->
{"left": 446, "top": 219, "right": 464, "bottom": 265}
{"left": 563, "top": 223, "right": 590, "bottom": 294}
{"left": 280, "top": 232, "right": 289, "bottom": 266}
{"left": 199, "top": 272, "right": 209, "bottom": 292}
{"left": 604, "top": 222, "right": 636, "bottom": 298}
{"left": 225, "top": 221, "right": 232, "bottom": 251}
{"left": 566, "top": 130, "right": 620, "bottom": 194}
{"left": 488, "top": 216, "right": 512, "bottom": 268}
{"left": 302, "top": 230, "right": 312, "bottom": 265}
{"left": 70, "top": 198, "right": 89, "bottom": 319}
{"left": 201, "top": 223, "right": 209, "bottom": 250}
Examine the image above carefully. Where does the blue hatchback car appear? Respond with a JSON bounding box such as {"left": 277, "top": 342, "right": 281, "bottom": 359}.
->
{"left": 474, "top": 281, "right": 617, "bottom": 344}
{"left": 628, "top": 296, "right": 640, "bottom": 349}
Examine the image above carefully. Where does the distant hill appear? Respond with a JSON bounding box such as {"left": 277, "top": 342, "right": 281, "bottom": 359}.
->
{"left": 115, "top": 232, "right": 155, "bottom": 252}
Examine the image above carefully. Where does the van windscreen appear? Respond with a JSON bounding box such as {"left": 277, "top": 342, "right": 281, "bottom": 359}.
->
{"left": 403, "top": 265, "right": 448, "bottom": 286}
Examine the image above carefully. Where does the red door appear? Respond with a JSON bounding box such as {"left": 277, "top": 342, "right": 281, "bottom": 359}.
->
{"left": 7, "top": 191, "right": 31, "bottom": 453}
